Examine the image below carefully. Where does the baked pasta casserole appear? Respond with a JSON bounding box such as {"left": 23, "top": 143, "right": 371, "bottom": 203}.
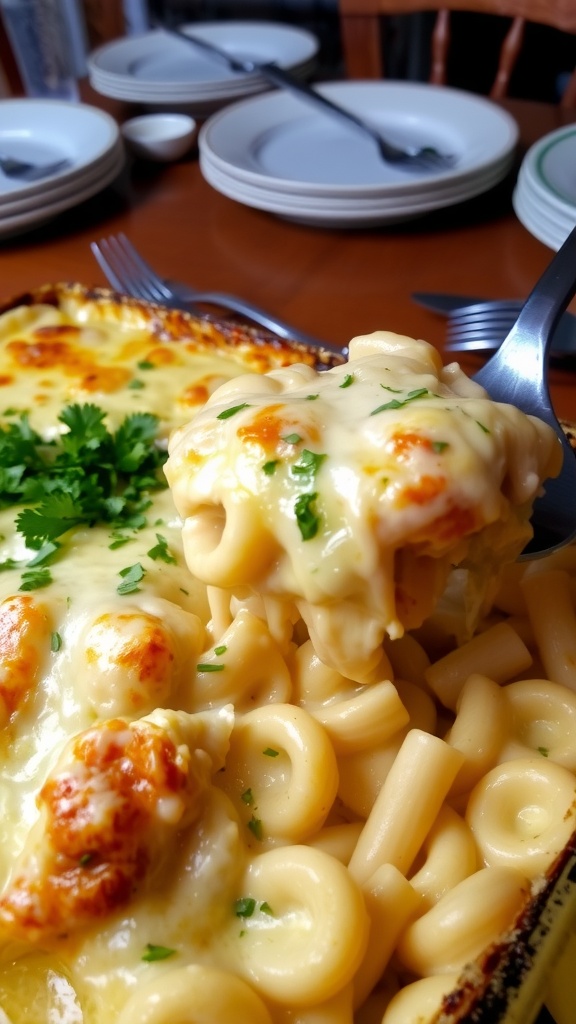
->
{"left": 0, "top": 285, "right": 573, "bottom": 1024}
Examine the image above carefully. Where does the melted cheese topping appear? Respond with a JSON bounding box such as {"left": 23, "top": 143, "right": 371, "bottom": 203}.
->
{"left": 166, "top": 331, "right": 561, "bottom": 681}
{"left": 0, "top": 287, "right": 338, "bottom": 1020}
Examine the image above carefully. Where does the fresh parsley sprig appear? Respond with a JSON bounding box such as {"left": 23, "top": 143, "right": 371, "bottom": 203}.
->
{"left": 0, "top": 404, "right": 167, "bottom": 550}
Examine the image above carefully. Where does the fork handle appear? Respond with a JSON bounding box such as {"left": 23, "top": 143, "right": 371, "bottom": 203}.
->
{"left": 164, "top": 26, "right": 398, "bottom": 163}
{"left": 165, "top": 282, "right": 346, "bottom": 358}
{"left": 253, "top": 64, "right": 402, "bottom": 162}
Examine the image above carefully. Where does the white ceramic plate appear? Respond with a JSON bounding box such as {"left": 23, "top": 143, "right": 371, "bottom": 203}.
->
{"left": 88, "top": 58, "right": 313, "bottom": 107}
{"left": 199, "top": 82, "right": 518, "bottom": 198}
{"left": 519, "top": 127, "right": 576, "bottom": 220}
{"left": 200, "top": 150, "right": 514, "bottom": 227}
{"left": 0, "top": 140, "right": 125, "bottom": 217}
{"left": 512, "top": 185, "right": 564, "bottom": 251}
{"left": 200, "top": 146, "right": 514, "bottom": 208}
{"left": 0, "top": 99, "right": 120, "bottom": 205}
{"left": 0, "top": 149, "right": 125, "bottom": 240}
{"left": 518, "top": 169, "right": 575, "bottom": 232}
{"left": 532, "top": 126, "right": 576, "bottom": 209}
{"left": 88, "top": 22, "right": 318, "bottom": 93}
{"left": 512, "top": 175, "right": 575, "bottom": 252}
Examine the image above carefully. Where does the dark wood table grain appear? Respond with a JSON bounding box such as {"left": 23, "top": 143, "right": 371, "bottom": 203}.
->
{"left": 0, "top": 85, "right": 574, "bottom": 419}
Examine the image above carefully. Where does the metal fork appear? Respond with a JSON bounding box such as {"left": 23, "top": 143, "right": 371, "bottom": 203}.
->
{"left": 90, "top": 233, "right": 344, "bottom": 356}
{"left": 471, "top": 223, "right": 576, "bottom": 558}
{"left": 446, "top": 300, "right": 576, "bottom": 356}
{"left": 0, "top": 154, "right": 71, "bottom": 182}
{"left": 165, "top": 25, "right": 455, "bottom": 174}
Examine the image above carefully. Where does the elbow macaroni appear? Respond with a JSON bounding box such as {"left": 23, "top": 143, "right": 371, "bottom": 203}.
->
{"left": 0, "top": 297, "right": 573, "bottom": 1024}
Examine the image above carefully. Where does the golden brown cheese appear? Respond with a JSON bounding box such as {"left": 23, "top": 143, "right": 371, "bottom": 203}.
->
{"left": 0, "top": 708, "right": 232, "bottom": 943}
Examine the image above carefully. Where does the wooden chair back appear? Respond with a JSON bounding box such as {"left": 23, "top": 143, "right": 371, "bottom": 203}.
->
{"left": 338, "top": 0, "right": 576, "bottom": 107}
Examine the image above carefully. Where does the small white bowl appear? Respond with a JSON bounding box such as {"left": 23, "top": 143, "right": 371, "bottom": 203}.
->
{"left": 121, "top": 113, "right": 197, "bottom": 162}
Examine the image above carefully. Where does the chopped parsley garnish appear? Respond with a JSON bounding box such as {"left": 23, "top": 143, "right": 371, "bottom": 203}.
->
{"left": 538, "top": 746, "right": 549, "bottom": 757}
{"left": 476, "top": 419, "right": 490, "bottom": 434}
{"left": 370, "top": 387, "right": 430, "bottom": 416}
{"left": 214, "top": 644, "right": 227, "bottom": 656}
{"left": 137, "top": 360, "right": 155, "bottom": 371}
{"left": 294, "top": 492, "right": 320, "bottom": 541}
{"left": 263, "top": 747, "right": 279, "bottom": 757}
{"left": 78, "top": 852, "right": 93, "bottom": 867}
{"left": 432, "top": 441, "right": 449, "bottom": 453}
{"left": 196, "top": 663, "right": 225, "bottom": 673}
{"left": 306, "top": 393, "right": 319, "bottom": 400}
{"left": 282, "top": 433, "right": 302, "bottom": 445}
{"left": 0, "top": 404, "right": 167, "bottom": 551}
{"left": 291, "top": 449, "right": 326, "bottom": 479}
{"left": 339, "top": 373, "right": 354, "bottom": 388}
{"left": 141, "top": 944, "right": 176, "bottom": 963}
{"left": 117, "top": 562, "right": 146, "bottom": 595}
{"left": 109, "top": 534, "right": 130, "bottom": 550}
{"left": 19, "top": 567, "right": 52, "bottom": 591}
{"left": 50, "top": 631, "right": 62, "bottom": 652}
{"left": 247, "top": 816, "right": 263, "bottom": 841}
{"left": 262, "top": 460, "right": 278, "bottom": 476}
{"left": 241, "top": 788, "right": 254, "bottom": 805}
{"left": 216, "top": 403, "right": 250, "bottom": 420}
{"left": 234, "top": 897, "right": 256, "bottom": 918}
{"left": 128, "top": 378, "right": 145, "bottom": 390}
{"left": 234, "top": 898, "right": 274, "bottom": 920}
{"left": 0, "top": 558, "right": 19, "bottom": 572}
{"left": 147, "top": 533, "right": 176, "bottom": 564}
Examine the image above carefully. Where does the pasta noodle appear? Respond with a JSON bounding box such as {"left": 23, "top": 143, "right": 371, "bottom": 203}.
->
{"left": 347, "top": 729, "right": 464, "bottom": 884}
{"left": 521, "top": 569, "right": 576, "bottom": 692}
{"left": 499, "top": 678, "right": 576, "bottom": 770}
{"left": 380, "top": 974, "right": 461, "bottom": 1024}
{"left": 407, "top": 804, "right": 478, "bottom": 908}
{"left": 395, "top": 866, "right": 530, "bottom": 975}
{"left": 116, "top": 964, "right": 274, "bottom": 1024}
{"left": 424, "top": 622, "right": 533, "bottom": 711}
{"left": 230, "top": 845, "right": 370, "bottom": 1004}
{"left": 307, "top": 680, "right": 410, "bottom": 755}
{"left": 444, "top": 673, "right": 509, "bottom": 796}
{"left": 465, "top": 757, "right": 576, "bottom": 878}
{"left": 216, "top": 703, "right": 339, "bottom": 844}
{"left": 353, "top": 863, "right": 421, "bottom": 1008}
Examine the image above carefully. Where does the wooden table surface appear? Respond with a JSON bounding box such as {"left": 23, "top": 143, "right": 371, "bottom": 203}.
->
{"left": 0, "top": 87, "right": 574, "bottom": 420}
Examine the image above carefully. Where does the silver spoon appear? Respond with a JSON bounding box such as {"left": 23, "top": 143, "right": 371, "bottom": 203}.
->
{"left": 471, "top": 224, "right": 576, "bottom": 559}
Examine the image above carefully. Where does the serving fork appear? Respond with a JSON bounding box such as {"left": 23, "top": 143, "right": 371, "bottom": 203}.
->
{"left": 470, "top": 223, "right": 576, "bottom": 558}
{"left": 90, "top": 233, "right": 344, "bottom": 356}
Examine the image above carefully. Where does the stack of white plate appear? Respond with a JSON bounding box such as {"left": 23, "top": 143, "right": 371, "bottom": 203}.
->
{"left": 513, "top": 125, "right": 576, "bottom": 251}
{"left": 198, "top": 81, "right": 519, "bottom": 228}
{"left": 88, "top": 22, "right": 319, "bottom": 118}
{"left": 0, "top": 99, "right": 124, "bottom": 241}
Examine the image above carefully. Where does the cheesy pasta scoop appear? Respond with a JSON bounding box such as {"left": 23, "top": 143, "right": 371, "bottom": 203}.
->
{"left": 166, "top": 332, "right": 560, "bottom": 682}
